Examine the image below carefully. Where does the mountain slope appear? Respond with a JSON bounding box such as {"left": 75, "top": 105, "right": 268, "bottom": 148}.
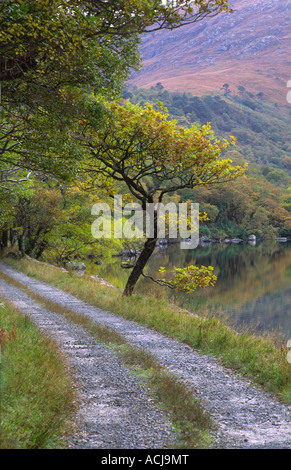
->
{"left": 122, "top": 86, "right": 291, "bottom": 238}
{"left": 129, "top": 0, "right": 291, "bottom": 106}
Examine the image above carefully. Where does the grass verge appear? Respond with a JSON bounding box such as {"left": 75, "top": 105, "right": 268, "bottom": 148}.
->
{"left": 3, "top": 257, "right": 291, "bottom": 404}
{"left": 0, "top": 298, "right": 76, "bottom": 449}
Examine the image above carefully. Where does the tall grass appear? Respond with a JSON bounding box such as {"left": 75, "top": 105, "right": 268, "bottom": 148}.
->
{"left": 4, "top": 257, "right": 291, "bottom": 404}
{"left": 0, "top": 298, "right": 75, "bottom": 449}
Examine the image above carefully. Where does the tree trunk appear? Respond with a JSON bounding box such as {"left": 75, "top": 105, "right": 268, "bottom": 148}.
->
{"left": 18, "top": 229, "right": 27, "bottom": 256}
{"left": 0, "top": 230, "right": 8, "bottom": 255}
{"left": 10, "top": 228, "right": 15, "bottom": 246}
{"left": 1, "top": 230, "right": 8, "bottom": 249}
{"left": 123, "top": 237, "right": 157, "bottom": 297}
{"left": 123, "top": 207, "right": 158, "bottom": 297}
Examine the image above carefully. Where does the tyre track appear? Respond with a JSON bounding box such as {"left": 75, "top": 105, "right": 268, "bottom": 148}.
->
{"left": 0, "top": 275, "right": 176, "bottom": 449}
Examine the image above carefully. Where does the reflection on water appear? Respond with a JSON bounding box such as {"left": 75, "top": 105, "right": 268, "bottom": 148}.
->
{"left": 87, "top": 241, "right": 291, "bottom": 339}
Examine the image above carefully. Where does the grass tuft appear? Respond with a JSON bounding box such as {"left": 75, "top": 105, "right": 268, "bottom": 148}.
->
{"left": 0, "top": 299, "right": 76, "bottom": 449}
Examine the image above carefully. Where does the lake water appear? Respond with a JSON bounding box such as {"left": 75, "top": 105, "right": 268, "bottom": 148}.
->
{"left": 87, "top": 241, "right": 291, "bottom": 340}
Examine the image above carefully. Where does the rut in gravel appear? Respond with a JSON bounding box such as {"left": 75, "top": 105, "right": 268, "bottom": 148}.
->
{"left": 0, "top": 261, "right": 290, "bottom": 449}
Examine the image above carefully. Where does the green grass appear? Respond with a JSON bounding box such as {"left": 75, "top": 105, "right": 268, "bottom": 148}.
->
{"left": 3, "top": 257, "right": 291, "bottom": 404}
{"left": 0, "top": 298, "right": 76, "bottom": 449}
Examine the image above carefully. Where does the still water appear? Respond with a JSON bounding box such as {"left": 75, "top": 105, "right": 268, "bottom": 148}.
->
{"left": 88, "top": 241, "right": 291, "bottom": 340}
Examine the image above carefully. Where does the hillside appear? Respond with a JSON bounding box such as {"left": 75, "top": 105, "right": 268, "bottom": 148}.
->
{"left": 124, "top": 86, "right": 291, "bottom": 166}
{"left": 123, "top": 86, "right": 291, "bottom": 239}
{"left": 129, "top": 0, "right": 291, "bottom": 106}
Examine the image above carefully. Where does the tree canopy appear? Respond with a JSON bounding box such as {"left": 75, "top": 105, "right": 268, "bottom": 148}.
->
{"left": 76, "top": 99, "right": 245, "bottom": 295}
{"left": 0, "top": 0, "right": 231, "bottom": 83}
{"left": 79, "top": 100, "right": 243, "bottom": 201}
{"left": 0, "top": 0, "right": 232, "bottom": 199}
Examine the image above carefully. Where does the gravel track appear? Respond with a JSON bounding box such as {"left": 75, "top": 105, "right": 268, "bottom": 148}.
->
{"left": 0, "top": 261, "right": 290, "bottom": 449}
{"left": 0, "top": 275, "right": 176, "bottom": 449}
